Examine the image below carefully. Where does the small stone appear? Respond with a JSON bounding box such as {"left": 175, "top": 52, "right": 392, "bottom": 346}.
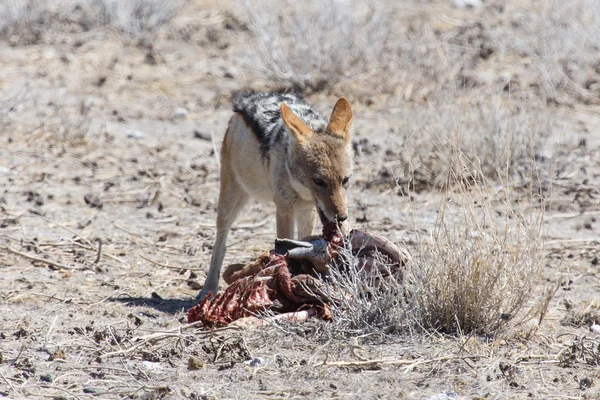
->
{"left": 193, "top": 130, "right": 211, "bottom": 141}
{"left": 83, "top": 386, "right": 105, "bottom": 394}
{"left": 246, "top": 357, "right": 265, "bottom": 368}
{"left": 172, "top": 107, "right": 188, "bottom": 119}
{"left": 451, "top": 0, "right": 482, "bottom": 8}
{"left": 140, "top": 361, "right": 162, "bottom": 371}
{"left": 49, "top": 348, "right": 66, "bottom": 361}
{"left": 126, "top": 129, "right": 144, "bottom": 139}
{"left": 590, "top": 324, "right": 600, "bottom": 334}
{"left": 83, "top": 194, "right": 103, "bottom": 209}
{"left": 579, "top": 377, "right": 594, "bottom": 390}
{"left": 187, "top": 356, "right": 204, "bottom": 370}
{"left": 0, "top": 166, "right": 9, "bottom": 175}
{"left": 427, "top": 391, "right": 459, "bottom": 400}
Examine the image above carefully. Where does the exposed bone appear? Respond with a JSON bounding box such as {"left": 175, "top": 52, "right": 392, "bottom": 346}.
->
{"left": 275, "top": 237, "right": 331, "bottom": 273}
{"left": 274, "top": 238, "right": 314, "bottom": 254}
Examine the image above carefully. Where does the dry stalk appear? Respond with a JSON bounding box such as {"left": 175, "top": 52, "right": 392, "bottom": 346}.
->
{"left": 315, "top": 354, "right": 483, "bottom": 371}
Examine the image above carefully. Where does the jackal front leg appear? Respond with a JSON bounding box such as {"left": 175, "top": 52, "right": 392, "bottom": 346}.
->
{"left": 198, "top": 163, "right": 248, "bottom": 301}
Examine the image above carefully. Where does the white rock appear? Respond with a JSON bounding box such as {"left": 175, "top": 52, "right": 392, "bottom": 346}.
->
{"left": 452, "top": 0, "right": 483, "bottom": 8}
{"left": 172, "top": 107, "right": 188, "bottom": 119}
{"left": 126, "top": 129, "right": 144, "bottom": 139}
{"left": 427, "top": 391, "right": 459, "bottom": 400}
{"left": 0, "top": 166, "right": 9, "bottom": 175}
{"left": 140, "top": 361, "right": 162, "bottom": 371}
{"left": 590, "top": 324, "right": 600, "bottom": 334}
{"left": 246, "top": 357, "right": 265, "bottom": 368}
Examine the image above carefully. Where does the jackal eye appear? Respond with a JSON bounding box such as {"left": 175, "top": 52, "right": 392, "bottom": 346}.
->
{"left": 313, "top": 178, "right": 326, "bottom": 187}
{"left": 342, "top": 176, "right": 351, "bottom": 187}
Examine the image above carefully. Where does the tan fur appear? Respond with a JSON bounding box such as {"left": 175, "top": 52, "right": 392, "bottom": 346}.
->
{"left": 198, "top": 98, "right": 354, "bottom": 301}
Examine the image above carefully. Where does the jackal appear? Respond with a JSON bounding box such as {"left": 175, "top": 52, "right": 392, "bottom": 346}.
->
{"left": 197, "top": 92, "right": 354, "bottom": 300}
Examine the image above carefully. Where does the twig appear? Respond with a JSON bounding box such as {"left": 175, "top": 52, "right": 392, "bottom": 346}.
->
{"left": 4, "top": 245, "right": 73, "bottom": 271}
{"left": 36, "top": 384, "right": 84, "bottom": 400}
{"left": 100, "top": 323, "right": 241, "bottom": 358}
{"left": 113, "top": 224, "right": 154, "bottom": 245}
{"left": 139, "top": 254, "right": 205, "bottom": 272}
{"left": 40, "top": 215, "right": 95, "bottom": 248}
{"left": 314, "top": 355, "right": 482, "bottom": 371}
{"left": 0, "top": 371, "right": 22, "bottom": 399}
{"left": 45, "top": 315, "right": 59, "bottom": 347}
{"left": 94, "top": 238, "right": 102, "bottom": 264}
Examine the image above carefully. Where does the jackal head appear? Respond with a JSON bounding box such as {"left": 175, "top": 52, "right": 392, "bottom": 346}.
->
{"left": 281, "top": 98, "right": 354, "bottom": 230}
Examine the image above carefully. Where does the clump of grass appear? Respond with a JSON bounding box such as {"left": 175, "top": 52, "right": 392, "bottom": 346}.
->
{"left": 87, "top": 0, "right": 187, "bottom": 41}
{"left": 0, "top": 0, "right": 186, "bottom": 45}
{"left": 383, "top": 97, "right": 554, "bottom": 192}
{"left": 326, "top": 168, "right": 546, "bottom": 338}
{"left": 408, "top": 186, "right": 544, "bottom": 335}
{"left": 324, "top": 247, "right": 410, "bottom": 335}
{"left": 241, "top": 0, "right": 391, "bottom": 93}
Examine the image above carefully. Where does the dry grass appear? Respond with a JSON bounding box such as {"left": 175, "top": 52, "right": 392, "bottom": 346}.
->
{"left": 329, "top": 138, "right": 548, "bottom": 337}
{"left": 327, "top": 186, "right": 546, "bottom": 337}
{"left": 491, "top": 0, "right": 600, "bottom": 104}
{"left": 397, "top": 99, "right": 552, "bottom": 191}
{"left": 408, "top": 185, "right": 544, "bottom": 336}
{"left": 241, "top": 0, "right": 391, "bottom": 93}
{"left": 87, "top": 0, "right": 187, "bottom": 40}
{"left": 0, "top": 0, "right": 186, "bottom": 44}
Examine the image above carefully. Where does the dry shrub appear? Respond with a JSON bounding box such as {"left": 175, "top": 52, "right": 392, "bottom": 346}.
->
{"left": 497, "top": 0, "right": 600, "bottom": 104}
{"left": 239, "top": 0, "right": 484, "bottom": 97}
{"left": 373, "top": 97, "right": 554, "bottom": 192}
{"left": 324, "top": 249, "right": 409, "bottom": 335}
{"left": 408, "top": 184, "right": 544, "bottom": 335}
{"left": 86, "top": 0, "right": 187, "bottom": 40}
{"left": 326, "top": 183, "right": 545, "bottom": 337}
{"left": 241, "top": 0, "right": 600, "bottom": 105}
{"left": 241, "top": 0, "right": 391, "bottom": 93}
{"left": 0, "top": 0, "right": 186, "bottom": 44}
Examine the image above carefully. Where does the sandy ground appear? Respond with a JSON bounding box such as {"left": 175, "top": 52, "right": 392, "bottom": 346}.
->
{"left": 1, "top": 0, "right": 600, "bottom": 399}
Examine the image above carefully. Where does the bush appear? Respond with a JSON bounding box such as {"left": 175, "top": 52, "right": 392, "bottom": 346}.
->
{"left": 408, "top": 190, "right": 544, "bottom": 335}
{"left": 241, "top": 0, "right": 391, "bottom": 93}
{"left": 0, "top": 0, "right": 186, "bottom": 44}
{"left": 326, "top": 185, "right": 545, "bottom": 337}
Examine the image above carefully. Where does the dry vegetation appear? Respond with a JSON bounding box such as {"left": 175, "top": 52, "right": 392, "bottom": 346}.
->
{"left": 1, "top": 0, "right": 600, "bottom": 398}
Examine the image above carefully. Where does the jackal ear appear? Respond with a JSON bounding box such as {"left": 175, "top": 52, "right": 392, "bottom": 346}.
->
{"left": 327, "top": 97, "right": 353, "bottom": 142}
{"left": 281, "top": 102, "right": 313, "bottom": 145}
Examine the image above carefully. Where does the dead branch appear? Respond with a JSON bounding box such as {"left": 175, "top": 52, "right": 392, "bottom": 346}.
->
{"left": 314, "top": 355, "right": 483, "bottom": 372}
{"left": 4, "top": 245, "right": 73, "bottom": 271}
{"left": 140, "top": 254, "right": 205, "bottom": 272}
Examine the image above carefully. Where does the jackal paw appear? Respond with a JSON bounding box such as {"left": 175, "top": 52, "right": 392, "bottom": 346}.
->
{"left": 196, "top": 285, "right": 218, "bottom": 302}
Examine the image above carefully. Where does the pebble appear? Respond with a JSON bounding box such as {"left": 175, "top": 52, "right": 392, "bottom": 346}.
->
{"left": 246, "top": 357, "right": 265, "bottom": 368}
{"left": 188, "top": 356, "right": 205, "bottom": 370}
{"left": 451, "top": 0, "right": 483, "bottom": 8}
{"left": 193, "top": 130, "right": 211, "bottom": 141}
{"left": 126, "top": 129, "right": 144, "bottom": 139}
{"left": 141, "top": 361, "right": 162, "bottom": 371}
{"left": 172, "top": 107, "right": 188, "bottom": 119}
{"left": 0, "top": 166, "right": 9, "bottom": 175}
{"left": 590, "top": 324, "right": 600, "bottom": 334}
{"left": 427, "top": 391, "right": 459, "bottom": 400}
